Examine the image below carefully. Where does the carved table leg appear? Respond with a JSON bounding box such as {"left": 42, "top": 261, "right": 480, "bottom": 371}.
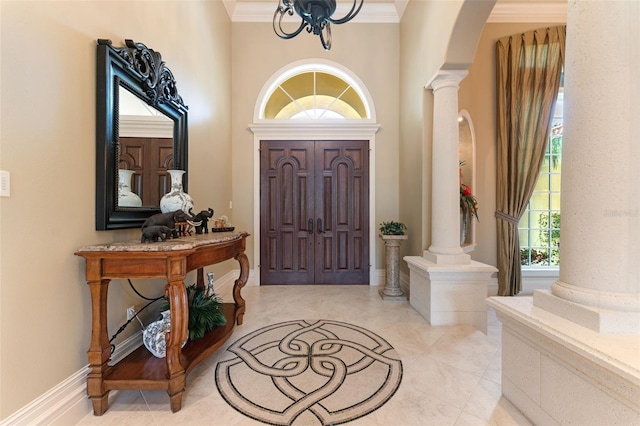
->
{"left": 165, "top": 257, "right": 188, "bottom": 412}
{"left": 86, "top": 272, "right": 112, "bottom": 415}
{"left": 233, "top": 251, "right": 249, "bottom": 325}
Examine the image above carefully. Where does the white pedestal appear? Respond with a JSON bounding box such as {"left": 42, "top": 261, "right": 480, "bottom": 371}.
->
{"left": 487, "top": 296, "right": 640, "bottom": 425}
{"left": 404, "top": 256, "right": 497, "bottom": 333}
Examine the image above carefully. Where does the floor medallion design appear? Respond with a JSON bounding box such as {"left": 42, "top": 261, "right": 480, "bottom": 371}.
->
{"left": 215, "top": 319, "right": 403, "bottom": 425}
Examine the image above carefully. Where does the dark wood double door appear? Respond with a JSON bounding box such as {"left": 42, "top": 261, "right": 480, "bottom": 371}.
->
{"left": 260, "top": 140, "right": 369, "bottom": 285}
{"left": 119, "top": 137, "right": 174, "bottom": 207}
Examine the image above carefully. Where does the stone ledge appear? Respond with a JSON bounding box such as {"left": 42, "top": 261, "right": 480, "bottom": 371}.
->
{"left": 487, "top": 296, "right": 640, "bottom": 421}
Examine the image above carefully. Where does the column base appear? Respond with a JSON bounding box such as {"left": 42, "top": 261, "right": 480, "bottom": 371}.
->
{"left": 422, "top": 250, "right": 471, "bottom": 265}
{"left": 487, "top": 296, "right": 640, "bottom": 425}
{"left": 404, "top": 256, "right": 496, "bottom": 333}
{"left": 534, "top": 289, "right": 640, "bottom": 334}
{"left": 378, "top": 287, "right": 407, "bottom": 301}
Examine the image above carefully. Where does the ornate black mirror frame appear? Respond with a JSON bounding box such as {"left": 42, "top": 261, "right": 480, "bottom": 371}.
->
{"left": 96, "top": 38, "right": 188, "bottom": 230}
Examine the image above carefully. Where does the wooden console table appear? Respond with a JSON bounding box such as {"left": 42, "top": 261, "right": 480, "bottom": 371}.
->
{"left": 75, "top": 232, "right": 249, "bottom": 415}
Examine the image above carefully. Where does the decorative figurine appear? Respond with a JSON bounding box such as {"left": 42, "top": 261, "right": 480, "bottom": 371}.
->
{"left": 189, "top": 208, "right": 214, "bottom": 234}
{"left": 141, "top": 209, "right": 199, "bottom": 239}
{"left": 141, "top": 225, "right": 173, "bottom": 243}
{"left": 211, "top": 215, "right": 234, "bottom": 232}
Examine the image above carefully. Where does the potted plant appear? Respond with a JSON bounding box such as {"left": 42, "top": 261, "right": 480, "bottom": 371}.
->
{"left": 161, "top": 283, "right": 226, "bottom": 341}
{"left": 379, "top": 221, "right": 407, "bottom": 235}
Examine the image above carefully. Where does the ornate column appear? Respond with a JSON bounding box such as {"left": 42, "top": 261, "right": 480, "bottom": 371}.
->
{"left": 424, "top": 70, "right": 470, "bottom": 265}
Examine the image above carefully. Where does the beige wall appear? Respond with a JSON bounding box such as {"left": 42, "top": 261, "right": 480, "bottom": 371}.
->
{"left": 399, "top": 0, "right": 463, "bottom": 270}
{"left": 230, "top": 22, "right": 400, "bottom": 271}
{"left": 0, "top": 1, "right": 231, "bottom": 418}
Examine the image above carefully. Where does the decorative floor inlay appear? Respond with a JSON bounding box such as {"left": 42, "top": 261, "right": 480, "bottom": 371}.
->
{"left": 215, "top": 319, "right": 403, "bottom": 425}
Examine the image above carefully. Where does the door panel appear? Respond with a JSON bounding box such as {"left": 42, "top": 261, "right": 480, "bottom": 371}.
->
{"left": 119, "top": 137, "right": 174, "bottom": 207}
{"left": 260, "top": 140, "right": 369, "bottom": 285}
{"left": 315, "top": 141, "right": 369, "bottom": 284}
{"left": 261, "top": 141, "right": 315, "bottom": 284}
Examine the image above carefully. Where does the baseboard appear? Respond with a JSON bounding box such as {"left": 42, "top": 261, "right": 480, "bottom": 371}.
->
{"left": 372, "top": 268, "right": 384, "bottom": 286}
{"left": 0, "top": 331, "right": 142, "bottom": 426}
{"left": 400, "top": 270, "right": 410, "bottom": 297}
{"left": 0, "top": 269, "right": 253, "bottom": 426}
{"left": 215, "top": 268, "right": 258, "bottom": 300}
{"left": 485, "top": 272, "right": 557, "bottom": 297}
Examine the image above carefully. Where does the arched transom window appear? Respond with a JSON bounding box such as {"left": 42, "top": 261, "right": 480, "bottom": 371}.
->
{"left": 263, "top": 69, "right": 368, "bottom": 120}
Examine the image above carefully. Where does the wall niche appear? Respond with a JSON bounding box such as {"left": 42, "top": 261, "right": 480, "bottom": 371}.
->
{"left": 458, "top": 109, "right": 476, "bottom": 252}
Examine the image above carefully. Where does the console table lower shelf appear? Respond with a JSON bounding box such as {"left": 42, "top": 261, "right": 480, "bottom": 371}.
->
{"left": 75, "top": 232, "right": 249, "bottom": 415}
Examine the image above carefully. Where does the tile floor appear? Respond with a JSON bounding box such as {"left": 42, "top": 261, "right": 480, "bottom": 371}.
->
{"left": 76, "top": 285, "right": 531, "bottom": 425}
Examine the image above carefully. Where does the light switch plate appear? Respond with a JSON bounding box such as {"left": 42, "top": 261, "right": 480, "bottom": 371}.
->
{"left": 0, "top": 171, "right": 10, "bottom": 197}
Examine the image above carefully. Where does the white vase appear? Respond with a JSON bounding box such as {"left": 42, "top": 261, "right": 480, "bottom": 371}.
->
{"left": 118, "top": 169, "right": 142, "bottom": 207}
{"left": 160, "top": 170, "right": 194, "bottom": 213}
{"left": 142, "top": 310, "right": 186, "bottom": 358}
{"left": 460, "top": 210, "right": 468, "bottom": 245}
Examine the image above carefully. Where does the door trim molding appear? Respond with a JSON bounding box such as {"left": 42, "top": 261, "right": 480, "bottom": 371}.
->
{"left": 250, "top": 122, "right": 380, "bottom": 285}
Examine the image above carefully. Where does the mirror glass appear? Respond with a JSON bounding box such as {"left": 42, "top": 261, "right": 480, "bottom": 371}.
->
{"left": 96, "top": 39, "right": 188, "bottom": 230}
{"left": 118, "top": 86, "right": 174, "bottom": 208}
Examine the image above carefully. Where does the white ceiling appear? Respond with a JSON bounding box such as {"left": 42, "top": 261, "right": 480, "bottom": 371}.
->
{"left": 222, "top": 0, "right": 567, "bottom": 23}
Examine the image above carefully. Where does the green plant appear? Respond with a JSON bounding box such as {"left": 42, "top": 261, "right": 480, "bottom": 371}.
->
{"left": 520, "top": 212, "right": 561, "bottom": 266}
{"left": 379, "top": 221, "right": 407, "bottom": 235}
{"left": 162, "top": 284, "right": 226, "bottom": 341}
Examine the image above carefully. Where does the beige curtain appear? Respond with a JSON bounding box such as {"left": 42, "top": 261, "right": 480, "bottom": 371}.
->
{"left": 495, "top": 26, "right": 566, "bottom": 296}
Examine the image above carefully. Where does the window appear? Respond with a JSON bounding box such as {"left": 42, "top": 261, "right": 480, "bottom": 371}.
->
{"left": 263, "top": 70, "right": 367, "bottom": 119}
{"left": 519, "top": 85, "right": 563, "bottom": 267}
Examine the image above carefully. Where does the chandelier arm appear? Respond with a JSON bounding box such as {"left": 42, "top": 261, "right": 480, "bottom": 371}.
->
{"left": 327, "top": 0, "right": 364, "bottom": 25}
{"left": 273, "top": 7, "right": 308, "bottom": 39}
{"left": 319, "top": 22, "right": 332, "bottom": 50}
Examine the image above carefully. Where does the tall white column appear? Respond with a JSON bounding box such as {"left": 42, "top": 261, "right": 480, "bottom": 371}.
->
{"left": 534, "top": 0, "right": 640, "bottom": 332}
{"left": 405, "top": 70, "right": 496, "bottom": 331}
{"left": 424, "top": 70, "right": 470, "bottom": 265}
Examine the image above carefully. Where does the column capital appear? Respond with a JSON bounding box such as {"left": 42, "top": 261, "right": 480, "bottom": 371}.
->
{"left": 426, "top": 69, "right": 469, "bottom": 91}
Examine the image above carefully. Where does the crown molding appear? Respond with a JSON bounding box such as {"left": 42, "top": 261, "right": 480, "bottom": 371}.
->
{"left": 228, "top": 1, "right": 401, "bottom": 23}
{"left": 488, "top": 1, "right": 567, "bottom": 23}
{"left": 119, "top": 116, "right": 174, "bottom": 138}
{"left": 223, "top": 1, "right": 567, "bottom": 25}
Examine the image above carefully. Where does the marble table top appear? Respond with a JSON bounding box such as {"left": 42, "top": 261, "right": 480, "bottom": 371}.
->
{"left": 76, "top": 231, "right": 248, "bottom": 253}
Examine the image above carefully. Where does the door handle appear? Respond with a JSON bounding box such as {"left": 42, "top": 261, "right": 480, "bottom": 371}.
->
{"left": 307, "top": 218, "right": 313, "bottom": 234}
{"left": 317, "top": 218, "right": 325, "bottom": 234}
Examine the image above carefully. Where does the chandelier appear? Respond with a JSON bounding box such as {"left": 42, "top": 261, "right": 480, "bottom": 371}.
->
{"left": 273, "top": 0, "right": 364, "bottom": 51}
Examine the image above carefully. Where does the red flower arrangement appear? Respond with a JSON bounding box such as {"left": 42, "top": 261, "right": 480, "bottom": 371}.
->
{"left": 460, "top": 183, "right": 479, "bottom": 222}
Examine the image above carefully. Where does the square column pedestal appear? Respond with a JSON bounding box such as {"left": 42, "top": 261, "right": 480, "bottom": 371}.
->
{"left": 487, "top": 297, "right": 640, "bottom": 425}
{"left": 404, "top": 256, "right": 497, "bottom": 333}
